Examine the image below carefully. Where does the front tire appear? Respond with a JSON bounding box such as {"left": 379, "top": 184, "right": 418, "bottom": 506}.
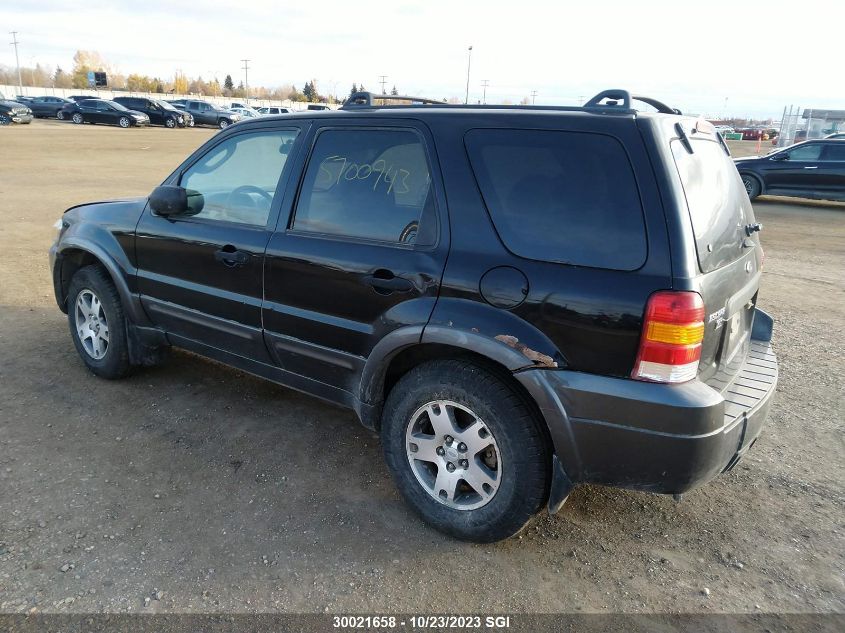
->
{"left": 71, "top": 112, "right": 83, "bottom": 124}
{"left": 742, "top": 174, "right": 761, "bottom": 200}
{"left": 381, "top": 360, "right": 550, "bottom": 542}
{"left": 56, "top": 110, "right": 65, "bottom": 120}
{"left": 118, "top": 116, "right": 131, "bottom": 128}
{"left": 67, "top": 265, "right": 131, "bottom": 379}
{"left": 165, "top": 116, "right": 176, "bottom": 128}
{"left": 218, "top": 118, "right": 231, "bottom": 129}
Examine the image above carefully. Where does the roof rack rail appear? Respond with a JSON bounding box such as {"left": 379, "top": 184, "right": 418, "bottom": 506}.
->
{"left": 340, "top": 88, "right": 681, "bottom": 115}
{"left": 584, "top": 89, "right": 681, "bottom": 115}
{"left": 343, "top": 91, "right": 444, "bottom": 108}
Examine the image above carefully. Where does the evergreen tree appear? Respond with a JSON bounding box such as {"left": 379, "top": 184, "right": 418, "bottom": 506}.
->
{"left": 224, "top": 74, "right": 234, "bottom": 91}
{"left": 349, "top": 83, "right": 358, "bottom": 98}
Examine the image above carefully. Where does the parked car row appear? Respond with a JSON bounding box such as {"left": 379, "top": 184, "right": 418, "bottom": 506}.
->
{"left": 4, "top": 94, "right": 314, "bottom": 129}
{"left": 113, "top": 97, "right": 194, "bottom": 128}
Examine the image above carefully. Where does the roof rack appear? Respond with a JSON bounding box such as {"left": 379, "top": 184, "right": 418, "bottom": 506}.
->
{"left": 341, "top": 88, "right": 681, "bottom": 115}
{"left": 583, "top": 89, "right": 681, "bottom": 115}
{"left": 343, "top": 92, "right": 444, "bottom": 107}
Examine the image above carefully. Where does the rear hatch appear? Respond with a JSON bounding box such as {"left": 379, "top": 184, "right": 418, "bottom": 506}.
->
{"left": 669, "top": 124, "right": 763, "bottom": 387}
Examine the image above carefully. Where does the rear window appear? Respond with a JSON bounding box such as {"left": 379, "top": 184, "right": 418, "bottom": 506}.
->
{"left": 671, "top": 138, "right": 754, "bottom": 273}
{"left": 464, "top": 129, "right": 647, "bottom": 270}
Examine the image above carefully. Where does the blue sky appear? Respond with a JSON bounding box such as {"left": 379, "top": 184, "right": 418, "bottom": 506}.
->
{"left": 2, "top": 0, "right": 842, "bottom": 117}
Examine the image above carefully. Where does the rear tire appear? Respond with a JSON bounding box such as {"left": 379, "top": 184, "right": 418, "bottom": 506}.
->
{"left": 71, "top": 112, "right": 83, "bottom": 124}
{"left": 67, "top": 265, "right": 132, "bottom": 379}
{"left": 381, "top": 360, "right": 550, "bottom": 542}
{"left": 742, "top": 174, "right": 761, "bottom": 200}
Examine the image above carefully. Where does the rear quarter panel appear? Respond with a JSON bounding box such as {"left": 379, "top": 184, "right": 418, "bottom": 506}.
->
{"left": 425, "top": 112, "right": 672, "bottom": 377}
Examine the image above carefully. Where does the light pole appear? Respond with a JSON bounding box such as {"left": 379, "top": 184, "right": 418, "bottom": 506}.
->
{"left": 10, "top": 31, "right": 22, "bottom": 95}
{"left": 481, "top": 79, "right": 489, "bottom": 104}
{"left": 464, "top": 46, "right": 472, "bottom": 104}
{"left": 241, "top": 59, "right": 250, "bottom": 102}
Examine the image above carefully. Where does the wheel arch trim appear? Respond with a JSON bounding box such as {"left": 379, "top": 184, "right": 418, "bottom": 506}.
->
{"left": 357, "top": 324, "right": 580, "bottom": 506}
{"left": 55, "top": 239, "right": 148, "bottom": 325}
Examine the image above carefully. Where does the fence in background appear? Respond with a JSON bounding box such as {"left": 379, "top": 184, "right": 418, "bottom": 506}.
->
{"left": 0, "top": 84, "right": 338, "bottom": 111}
{"left": 776, "top": 106, "right": 844, "bottom": 147}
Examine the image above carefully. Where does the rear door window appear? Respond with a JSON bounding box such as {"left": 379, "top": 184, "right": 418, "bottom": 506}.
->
{"left": 464, "top": 129, "right": 647, "bottom": 270}
{"left": 822, "top": 143, "right": 845, "bottom": 161}
{"left": 786, "top": 143, "right": 822, "bottom": 161}
{"left": 671, "top": 137, "right": 754, "bottom": 273}
{"left": 292, "top": 128, "right": 435, "bottom": 246}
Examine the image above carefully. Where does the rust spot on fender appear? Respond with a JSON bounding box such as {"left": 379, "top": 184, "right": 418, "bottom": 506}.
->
{"left": 494, "top": 335, "right": 558, "bottom": 368}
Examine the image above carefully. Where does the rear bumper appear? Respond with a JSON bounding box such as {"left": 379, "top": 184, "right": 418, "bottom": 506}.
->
{"left": 518, "top": 331, "right": 777, "bottom": 502}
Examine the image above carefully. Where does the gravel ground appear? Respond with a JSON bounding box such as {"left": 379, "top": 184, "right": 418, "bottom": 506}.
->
{"left": 0, "top": 123, "right": 842, "bottom": 615}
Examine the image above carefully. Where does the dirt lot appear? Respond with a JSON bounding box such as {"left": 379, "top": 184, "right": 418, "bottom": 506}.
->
{"left": 0, "top": 122, "right": 842, "bottom": 615}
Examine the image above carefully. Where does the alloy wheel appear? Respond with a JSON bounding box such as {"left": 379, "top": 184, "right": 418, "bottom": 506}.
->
{"left": 405, "top": 400, "right": 502, "bottom": 510}
{"left": 74, "top": 289, "right": 109, "bottom": 360}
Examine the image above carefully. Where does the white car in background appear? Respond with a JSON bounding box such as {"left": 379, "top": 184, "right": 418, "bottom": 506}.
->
{"left": 229, "top": 106, "right": 262, "bottom": 119}
{"left": 257, "top": 106, "right": 291, "bottom": 115}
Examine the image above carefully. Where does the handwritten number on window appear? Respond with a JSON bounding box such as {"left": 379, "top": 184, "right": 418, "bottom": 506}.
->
{"left": 318, "top": 155, "right": 411, "bottom": 195}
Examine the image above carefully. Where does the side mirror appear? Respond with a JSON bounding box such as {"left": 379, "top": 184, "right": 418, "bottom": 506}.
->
{"left": 771, "top": 152, "right": 789, "bottom": 161}
{"left": 149, "top": 185, "right": 204, "bottom": 217}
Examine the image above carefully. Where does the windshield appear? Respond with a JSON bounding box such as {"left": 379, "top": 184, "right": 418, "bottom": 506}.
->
{"left": 109, "top": 101, "right": 130, "bottom": 112}
{"left": 155, "top": 99, "right": 178, "bottom": 111}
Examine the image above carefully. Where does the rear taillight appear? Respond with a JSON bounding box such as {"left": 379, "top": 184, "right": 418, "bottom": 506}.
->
{"left": 632, "top": 291, "right": 705, "bottom": 384}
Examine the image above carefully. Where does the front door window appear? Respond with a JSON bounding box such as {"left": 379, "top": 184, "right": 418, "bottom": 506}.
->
{"left": 180, "top": 130, "right": 299, "bottom": 226}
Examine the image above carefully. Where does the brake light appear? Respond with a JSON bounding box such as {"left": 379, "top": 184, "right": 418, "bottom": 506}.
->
{"left": 632, "top": 291, "right": 705, "bottom": 384}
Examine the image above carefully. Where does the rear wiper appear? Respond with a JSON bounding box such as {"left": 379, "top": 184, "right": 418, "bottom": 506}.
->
{"left": 674, "top": 122, "right": 694, "bottom": 154}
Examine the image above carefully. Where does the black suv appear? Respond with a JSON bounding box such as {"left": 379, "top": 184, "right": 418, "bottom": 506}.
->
{"left": 167, "top": 99, "right": 240, "bottom": 128}
{"left": 734, "top": 139, "right": 845, "bottom": 201}
{"left": 49, "top": 90, "right": 778, "bottom": 542}
{"left": 0, "top": 92, "right": 33, "bottom": 124}
{"left": 113, "top": 97, "right": 190, "bottom": 128}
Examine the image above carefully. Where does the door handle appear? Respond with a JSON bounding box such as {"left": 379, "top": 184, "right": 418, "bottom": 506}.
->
{"left": 214, "top": 245, "right": 249, "bottom": 267}
{"left": 363, "top": 270, "right": 414, "bottom": 294}
{"left": 803, "top": 166, "right": 818, "bottom": 169}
